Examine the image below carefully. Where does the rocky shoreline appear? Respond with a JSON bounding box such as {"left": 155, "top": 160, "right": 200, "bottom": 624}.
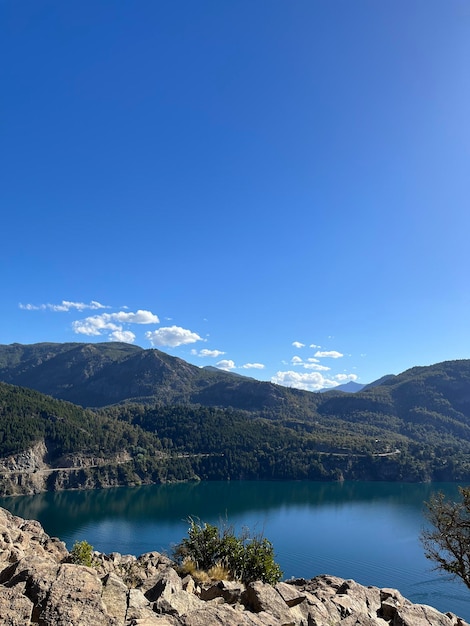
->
{"left": 0, "top": 506, "right": 467, "bottom": 626}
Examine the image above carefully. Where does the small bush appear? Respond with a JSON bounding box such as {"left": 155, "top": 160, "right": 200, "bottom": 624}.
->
{"left": 70, "top": 540, "right": 94, "bottom": 567}
{"left": 241, "top": 536, "right": 282, "bottom": 585}
{"left": 173, "top": 518, "right": 282, "bottom": 585}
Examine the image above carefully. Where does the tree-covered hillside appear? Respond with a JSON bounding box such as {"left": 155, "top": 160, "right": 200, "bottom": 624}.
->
{"left": 1, "top": 345, "right": 470, "bottom": 490}
{"left": 0, "top": 342, "right": 321, "bottom": 412}
{"left": 107, "top": 358, "right": 470, "bottom": 482}
{"left": 0, "top": 383, "right": 199, "bottom": 495}
{"left": 0, "top": 382, "right": 161, "bottom": 458}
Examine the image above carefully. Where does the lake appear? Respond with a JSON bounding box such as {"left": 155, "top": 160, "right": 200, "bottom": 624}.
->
{"left": 1, "top": 480, "right": 469, "bottom": 620}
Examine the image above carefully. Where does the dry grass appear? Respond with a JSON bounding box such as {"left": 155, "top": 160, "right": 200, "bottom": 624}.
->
{"left": 179, "top": 558, "right": 197, "bottom": 576}
{"left": 207, "top": 563, "right": 231, "bottom": 580}
{"left": 178, "top": 558, "right": 231, "bottom": 583}
{"left": 192, "top": 570, "right": 211, "bottom": 583}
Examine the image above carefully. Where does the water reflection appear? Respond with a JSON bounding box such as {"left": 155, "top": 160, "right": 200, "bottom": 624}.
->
{"left": 1, "top": 480, "right": 460, "bottom": 538}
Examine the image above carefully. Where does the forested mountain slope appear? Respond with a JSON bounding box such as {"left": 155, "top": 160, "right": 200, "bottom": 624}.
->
{"left": 0, "top": 382, "right": 196, "bottom": 495}
{"left": 0, "top": 381, "right": 155, "bottom": 458}
{"left": 1, "top": 343, "right": 470, "bottom": 490}
{"left": 0, "top": 342, "right": 319, "bottom": 413}
{"left": 320, "top": 359, "right": 470, "bottom": 442}
{"left": 101, "top": 358, "right": 470, "bottom": 484}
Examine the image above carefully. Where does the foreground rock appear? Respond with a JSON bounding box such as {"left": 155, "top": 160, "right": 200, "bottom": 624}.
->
{"left": 0, "top": 507, "right": 467, "bottom": 626}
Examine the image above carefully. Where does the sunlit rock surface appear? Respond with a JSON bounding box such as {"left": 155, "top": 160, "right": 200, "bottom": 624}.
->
{"left": 0, "top": 507, "right": 467, "bottom": 626}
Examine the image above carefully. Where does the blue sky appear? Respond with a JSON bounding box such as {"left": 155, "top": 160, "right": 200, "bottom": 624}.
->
{"left": 2, "top": 0, "right": 470, "bottom": 391}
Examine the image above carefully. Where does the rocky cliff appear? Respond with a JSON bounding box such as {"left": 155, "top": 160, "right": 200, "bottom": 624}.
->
{"left": 0, "top": 507, "right": 467, "bottom": 626}
{"left": 0, "top": 441, "right": 138, "bottom": 497}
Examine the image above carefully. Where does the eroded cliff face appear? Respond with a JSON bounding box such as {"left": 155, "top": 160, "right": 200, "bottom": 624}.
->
{"left": 0, "top": 506, "right": 467, "bottom": 626}
{"left": 0, "top": 440, "right": 49, "bottom": 473}
{"left": 0, "top": 440, "right": 135, "bottom": 496}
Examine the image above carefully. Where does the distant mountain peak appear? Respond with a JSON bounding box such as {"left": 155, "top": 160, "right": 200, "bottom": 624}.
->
{"left": 320, "top": 381, "right": 365, "bottom": 393}
{"left": 202, "top": 366, "right": 251, "bottom": 379}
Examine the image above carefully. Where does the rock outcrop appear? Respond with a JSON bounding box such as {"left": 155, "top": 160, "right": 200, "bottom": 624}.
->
{"left": 0, "top": 441, "right": 137, "bottom": 496}
{"left": 0, "top": 506, "right": 467, "bottom": 626}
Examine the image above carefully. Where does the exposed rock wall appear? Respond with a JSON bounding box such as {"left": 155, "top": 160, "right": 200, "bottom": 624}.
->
{"left": 0, "top": 440, "right": 49, "bottom": 473}
{"left": 0, "top": 441, "right": 137, "bottom": 496}
{"left": 0, "top": 506, "right": 467, "bottom": 626}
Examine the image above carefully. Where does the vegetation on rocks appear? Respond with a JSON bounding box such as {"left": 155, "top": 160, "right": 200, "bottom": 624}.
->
{"left": 69, "top": 540, "right": 94, "bottom": 567}
{"left": 173, "top": 518, "right": 283, "bottom": 585}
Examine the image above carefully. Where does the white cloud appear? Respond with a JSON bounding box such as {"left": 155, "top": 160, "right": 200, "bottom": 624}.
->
{"left": 72, "top": 309, "right": 159, "bottom": 337}
{"left": 108, "top": 310, "right": 159, "bottom": 324}
{"left": 52, "top": 300, "right": 108, "bottom": 312}
{"left": 271, "top": 370, "right": 338, "bottom": 392}
{"left": 109, "top": 330, "right": 136, "bottom": 343}
{"left": 292, "top": 341, "right": 305, "bottom": 349}
{"left": 72, "top": 318, "right": 122, "bottom": 336}
{"left": 291, "top": 356, "right": 329, "bottom": 371}
{"left": 20, "top": 300, "right": 108, "bottom": 312}
{"left": 334, "top": 373, "right": 358, "bottom": 382}
{"left": 303, "top": 363, "right": 331, "bottom": 371}
{"left": 145, "top": 326, "right": 202, "bottom": 347}
{"left": 72, "top": 310, "right": 158, "bottom": 337}
{"left": 242, "top": 363, "right": 265, "bottom": 369}
{"left": 314, "top": 350, "right": 344, "bottom": 359}
{"left": 191, "top": 348, "right": 226, "bottom": 358}
{"left": 309, "top": 343, "right": 321, "bottom": 349}
{"left": 216, "top": 359, "right": 236, "bottom": 371}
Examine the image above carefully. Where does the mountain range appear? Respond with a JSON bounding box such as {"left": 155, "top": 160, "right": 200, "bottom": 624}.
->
{"left": 0, "top": 342, "right": 324, "bottom": 414}
{"left": 1, "top": 341, "right": 470, "bottom": 492}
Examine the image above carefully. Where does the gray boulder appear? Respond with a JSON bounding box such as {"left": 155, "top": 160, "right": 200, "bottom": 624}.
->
{"left": 241, "top": 580, "right": 297, "bottom": 625}
{"left": 275, "top": 581, "right": 306, "bottom": 608}
{"left": 199, "top": 579, "right": 245, "bottom": 603}
{"left": 102, "top": 572, "right": 129, "bottom": 623}
{"left": 39, "top": 563, "right": 115, "bottom": 626}
{"left": 0, "top": 584, "right": 34, "bottom": 625}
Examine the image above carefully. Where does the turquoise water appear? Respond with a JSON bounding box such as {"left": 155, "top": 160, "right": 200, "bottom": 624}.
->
{"left": 1, "top": 481, "right": 469, "bottom": 620}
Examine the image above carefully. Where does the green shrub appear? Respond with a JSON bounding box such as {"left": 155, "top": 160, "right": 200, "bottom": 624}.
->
{"left": 173, "top": 518, "right": 282, "bottom": 585}
{"left": 241, "top": 536, "right": 282, "bottom": 585}
{"left": 70, "top": 540, "right": 94, "bottom": 567}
